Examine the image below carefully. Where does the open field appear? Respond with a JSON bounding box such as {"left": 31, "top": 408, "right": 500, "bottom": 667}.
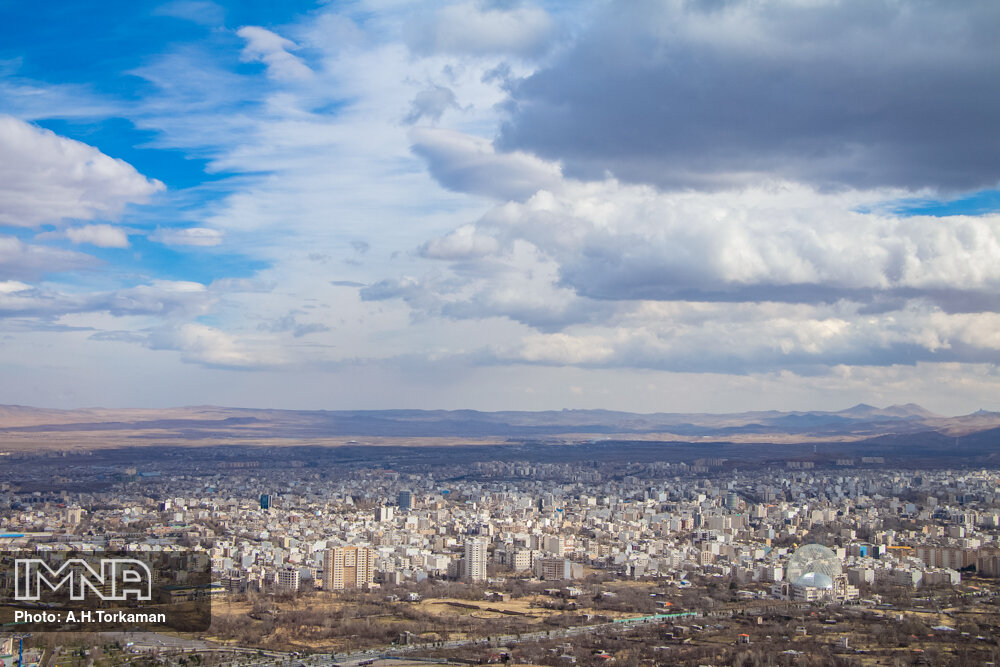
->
{"left": 203, "top": 590, "right": 620, "bottom": 653}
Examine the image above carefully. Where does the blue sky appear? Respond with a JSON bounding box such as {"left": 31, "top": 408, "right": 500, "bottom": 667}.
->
{"left": 1, "top": 0, "right": 1000, "bottom": 414}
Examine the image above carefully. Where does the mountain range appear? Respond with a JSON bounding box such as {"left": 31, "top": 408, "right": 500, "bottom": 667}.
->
{"left": 1, "top": 403, "right": 999, "bottom": 452}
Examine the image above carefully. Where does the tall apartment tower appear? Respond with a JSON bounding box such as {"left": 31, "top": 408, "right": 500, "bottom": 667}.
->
{"left": 397, "top": 490, "right": 413, "bottom": 511}
{"left": 464, "top": 538, "right": 488, "bottom": 582}
{"left": 323, "top": 546, "right": 376, "bottom": 590}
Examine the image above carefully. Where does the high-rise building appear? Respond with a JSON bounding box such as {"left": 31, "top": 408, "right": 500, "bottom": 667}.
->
{"left": 726, "top": 492, "right": 740, "bottom": 510}
{"left": 398, "top": 491, "right": 413, "bottom": 511}
{"left": 259, "top": 494, "right": 272, "bottom": 510}
{"left": 323, "top": 547, "right": 376, "bottom": 590}
{"left": 464, "top": 538, "right": 487, "bottom": 582}
{"left": 375, "top": 505, "right": 394, "bottom": 522}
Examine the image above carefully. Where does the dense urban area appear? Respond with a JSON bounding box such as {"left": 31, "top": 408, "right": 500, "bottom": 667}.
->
{"left": 4, "top": 438, "right": 1000, "bottom": 666}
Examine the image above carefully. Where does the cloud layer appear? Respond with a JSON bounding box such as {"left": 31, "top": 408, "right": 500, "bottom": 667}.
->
{"left": 2, "top": 0, "right": 1000, "bottom": 413}
{"left": 499, "top": 0, "right": 1000, "bottom": 191}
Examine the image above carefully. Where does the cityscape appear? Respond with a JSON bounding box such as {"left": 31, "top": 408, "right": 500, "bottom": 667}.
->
{"left": 3, "top": 405, "right": 1000, "bottom": 664}
{"left": 3, "top": 0, "right": 1000, "bottom": 665}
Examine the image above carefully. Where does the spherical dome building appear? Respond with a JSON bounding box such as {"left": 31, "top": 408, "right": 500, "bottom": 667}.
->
{"left": 786, "top": 544, "right": 842, "bottom": 583}
{"left": 792, "top": 571, "right": 834, "bottom": 590}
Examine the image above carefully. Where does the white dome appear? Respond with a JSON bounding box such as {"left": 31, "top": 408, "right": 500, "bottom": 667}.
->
{"left": 786, "top": 544, "right": 842, "bottom": 582}
{"left": 792, "top": 571, "right": 833, "bottom": 589}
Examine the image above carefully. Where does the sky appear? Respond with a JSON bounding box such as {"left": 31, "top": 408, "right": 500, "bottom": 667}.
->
{"left": 1, "top": 0, "right": 999, "bottom": 415}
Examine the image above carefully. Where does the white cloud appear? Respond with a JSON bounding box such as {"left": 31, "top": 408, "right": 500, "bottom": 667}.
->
{"left": 0, "top": 115, "right": 163, "bottom": 227}
{"left": 64, "top": 224, "right": 130, "bottom": 248}
{"left": 406, "top": 1, "right": 554, "bottom": 57}
{"left": 150, "top": 227, "right": 224, "bottom": 246}
{"left": 0, "top": 280, "right": 31, "bottom": 295}
{"left": 0, "top": 234, "right": 99, "bottom": 280}
{"left": 366, "top": 159, "right": 1000, "bottom": 374}
{"left": 103, "top": 280, "right": 213, "bottom": 317}
{"left": 149, "top": 322, "right": 254, "bottom": 367}
{"left": 0, "top": 279, "right": 213, "bottom": 319}
{"left": 517, "top": 332, "right": 615, "bottom": 365}
{"left": 237, "top": 26, "right": 312, "bottom": 81}
{"left": 411, "top": 175, "right": 1000, "bottom": 307}
{"left": 146, "top": 322, "right": 287, "bottom": 369}
{"left": 419, "top": 224, "right": 498, "bottom": 260}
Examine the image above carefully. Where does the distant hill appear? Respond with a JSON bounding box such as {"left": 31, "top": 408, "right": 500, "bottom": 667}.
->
{"left": 1, "top": 402, "right": 999, "bottom": 453}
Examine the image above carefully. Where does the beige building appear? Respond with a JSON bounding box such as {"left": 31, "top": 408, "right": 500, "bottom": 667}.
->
{"left": 913, "top": 546, "right": 974, "bottom": 570}
{"left": 324, "top": 546, "right": 376, "bottom": 590}
{"left": 275, "top": 567, "right": 300, "bottom": 591}
{"left": 535, "top": 557, "right": 581, "bottom": 580}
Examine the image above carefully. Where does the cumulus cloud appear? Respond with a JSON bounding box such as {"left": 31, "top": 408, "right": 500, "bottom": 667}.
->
{"left": 486, "top": 304, "right": 1000, "bottom": 374}
{"left": 419, "top": 224, "right": 499, "bottom": 260}
{"left": 101, "top": 280, "right": 213, "bottom": 317}
{"left": 237, "top": 26, "right": 312, "bottom": 81}
{"left": 0, "top": 115, "right": 163, "bottom": 227}
{"left": 148, "top": 322, "right": 258, "bottom": 368}
{"left": 64, "top": 224, "right": 130, "bottom": 248}
{"left": 413, "top": 178, "right": 1000, "bottom": 308}
{"left": 364, "top": 239, "right": 619, "bottom": 331}
{"left": 498, "top": 0, "right": 1000, "bottom": 191}
{"left": 366, "top": 165, "right": 1000, "bottom": 372}
{"left": 150, "top": 226, "right": 223, "bottom": 246}
{"left": 410, "top": 127, "right": 561, "bottom": 201}
{"left": 406, "top": 1, "right": 554, "bottom": 57}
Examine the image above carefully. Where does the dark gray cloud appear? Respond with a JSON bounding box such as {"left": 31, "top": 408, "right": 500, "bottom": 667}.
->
{"left": 257, "top": 312, "right": 331, "bottom": 338}
{"left": 410, "top": 127, "right": 561, "bottom": 200}
{"left": 498, "top": 0, "right": 1000, "bottom": 191}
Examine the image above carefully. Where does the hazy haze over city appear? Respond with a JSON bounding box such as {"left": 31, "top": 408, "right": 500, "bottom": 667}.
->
{"left": 2, "top": 0, "right": 1000, "bottom": 414}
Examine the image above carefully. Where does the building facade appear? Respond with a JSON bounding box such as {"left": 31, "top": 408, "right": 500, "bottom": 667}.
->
{"left": 323, "top": 546, "right": 376, "bottom": 590}
{"left": 464, "top": 539, "right": 487, "bottom": 582}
